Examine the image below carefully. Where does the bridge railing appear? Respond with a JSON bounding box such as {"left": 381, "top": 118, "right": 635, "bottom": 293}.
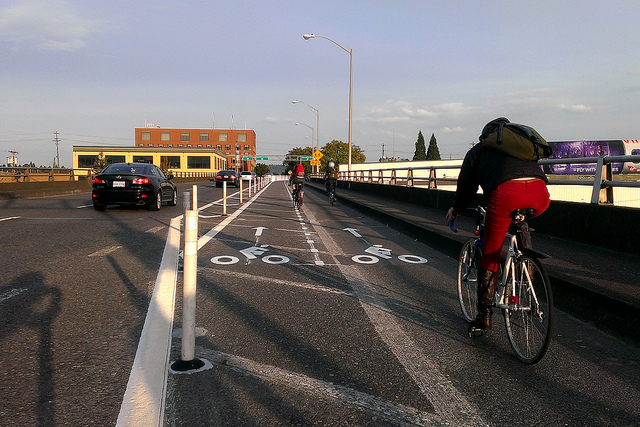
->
{"left": 327, "top": 155, "right": 640, "bottom": 206}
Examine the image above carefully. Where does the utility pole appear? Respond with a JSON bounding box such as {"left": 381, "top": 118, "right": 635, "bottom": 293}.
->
{"left": 53, "top": 131, "right": 61, "bottom": 168}
{"left": 8, "top": 150, "right": 19, "bottom": 167}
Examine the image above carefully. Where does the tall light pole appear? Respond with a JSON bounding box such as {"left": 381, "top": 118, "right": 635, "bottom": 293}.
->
{"left": 303, "top": 33, "right": 353, "bottom": 172}
{"left": 295, "top": 122, "right": 315, "bottom": 167}
{"left": 292, "top": 100, "right": 320, "bottom": 172}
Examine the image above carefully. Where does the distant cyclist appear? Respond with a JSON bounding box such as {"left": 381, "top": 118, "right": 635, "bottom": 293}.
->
{"left": 324, "top": 161, "right": 338, "bottom": 195}
{"left": 290, "top": 163, "right": 306, "bottom": 203}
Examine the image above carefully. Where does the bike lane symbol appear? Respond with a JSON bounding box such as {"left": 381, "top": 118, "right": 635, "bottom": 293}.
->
{"left": 210, "top": 244, "right": 290, "bottom": 265}
{"left": 352, "top": 245, "right": 428, "bottom": 265}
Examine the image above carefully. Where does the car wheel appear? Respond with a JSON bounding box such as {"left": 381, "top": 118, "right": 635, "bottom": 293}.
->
{"left": 93, "top": 202, "right": 106, "bottom": 211}
{"left": 168, "top": 188, "right": 177, "bottom": 206}
{"left": 149, "top": 191, "right": 161, "bottom": 211}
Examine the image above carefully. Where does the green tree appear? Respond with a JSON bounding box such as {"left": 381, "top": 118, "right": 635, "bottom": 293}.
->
{"left": 412, "top": 131, "right": 427, "bottom": 161}
{"left": 426, "top": 133, "right": 442, "bottom": 160}
{"left": 320, "top": 140, "right": 366, "bottom": 171}
{"left": 254, "top": 163, "right": 270, "bottom": 176}
{"left": 92, "top": 152, "right": 109, "bottom": 172}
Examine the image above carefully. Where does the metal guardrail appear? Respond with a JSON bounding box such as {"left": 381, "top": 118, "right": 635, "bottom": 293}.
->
{"left": 319, "top": 155, "right": 640, "bottom": 205}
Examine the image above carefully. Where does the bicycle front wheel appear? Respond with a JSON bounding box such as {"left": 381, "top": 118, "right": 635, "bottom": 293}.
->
{"left": 504, "top": 254, "right": 553, "bottom": 364}
{"left": 457, "top": 238, "right": 481, "bottom": 322}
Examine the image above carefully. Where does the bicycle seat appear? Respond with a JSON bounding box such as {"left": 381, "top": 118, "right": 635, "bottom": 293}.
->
{"left": 510, "top": 208, "right": 536, "bottom": 222}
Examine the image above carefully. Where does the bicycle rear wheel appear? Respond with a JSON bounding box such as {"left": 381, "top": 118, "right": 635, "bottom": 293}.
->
{"left": 504, "top": 254, "right": 553, "bottom": 364}
{"left": 457, "top": 238, "right": 481, "bottom": 322}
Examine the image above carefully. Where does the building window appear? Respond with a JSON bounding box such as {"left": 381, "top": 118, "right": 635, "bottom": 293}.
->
{"left": 244, "top": 145, "right": 250, "bottom": 151}
{"left": 133, "top": 155, "right": 154, "bottom": 164}
{"left": 178, "top": 144, "right": 183, "bottom": 148}
{"left": 106, "top": 155, "right": 126, "bottom": 164}
{"left": 187, "top": 156, "right": 211, "bottom": 169}
{"left": 219, "top": 133, "right": 228, "bottom": 142}
{"left": 78, "top": 155, "right": 98, "bottom": 168}
{"left": 225, "top": 145, "right": 231, "bottom": 151}
{"left": 199, "top": 133, "right": 209, "bottom": 141}
{"left": 235, "top": 145, "right": 240, "bottom": 151}
{"left": 180, "top": 133, "right": 190, "bottom": 141}
{"left": 216, "top": 145, "right": 221, "bottom": 150}
{"left": 141, "top": 132, "right": 151, "bottom": 141}
{"left": 237, "top": 133, "right": 247, "bottom": 142}
{"left": 161, "top": 132, "right": 170, "bottom": 141}
{"left": 158, "top": 144, "right": 164, "bottom": 147}
{"left": 161, "top": 156, "right": 181, "bottom": 169}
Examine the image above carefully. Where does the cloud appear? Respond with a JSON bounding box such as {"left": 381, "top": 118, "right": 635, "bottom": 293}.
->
{"left": 0, "top": 0, "right": 102, "bottom": 51}
{"left": 441, "top": 126, "right": 466, "bottom": 133}
{"left": 558, "top": 103, "right": 593, "bottom": 113}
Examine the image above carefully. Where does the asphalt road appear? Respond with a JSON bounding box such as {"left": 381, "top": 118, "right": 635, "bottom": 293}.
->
{"left": 1, "top": 180, "right": 639, "bottom": 426}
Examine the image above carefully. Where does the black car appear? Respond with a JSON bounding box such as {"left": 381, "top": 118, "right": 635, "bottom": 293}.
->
{"left": 213, "top": 170, "right": 240, "bottom": 187}
{"left": 92, "top": 162, "right": 177, "bottom": 211}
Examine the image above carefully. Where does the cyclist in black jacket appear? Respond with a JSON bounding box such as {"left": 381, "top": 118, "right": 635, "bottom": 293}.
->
{"left": 446, "top": 135, "right": 550, "bottom": 332}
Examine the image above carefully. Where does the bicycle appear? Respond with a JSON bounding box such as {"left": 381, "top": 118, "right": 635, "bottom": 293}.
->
{"left": 451, "top": 206, "right": 554, "bottom": 364}
{"left": 327, "top": 181, "right": 336, "bottom": 206}
{"left": 292, "top": 182, "right": 304, "bottom": 209}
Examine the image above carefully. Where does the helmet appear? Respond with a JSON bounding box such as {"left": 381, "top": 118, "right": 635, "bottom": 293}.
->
{"left": 328, "top": 161, "right": 335, "bottom": 168}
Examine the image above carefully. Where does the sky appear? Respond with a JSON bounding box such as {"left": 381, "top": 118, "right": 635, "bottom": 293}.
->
{"left": 1, "top": 0, "right": 639, "bottom": 167}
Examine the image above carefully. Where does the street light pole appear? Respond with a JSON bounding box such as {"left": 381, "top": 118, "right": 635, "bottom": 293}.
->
{"left": 295, "top": 122, "right": 315, "bottom": 169}
{"left": 303, "top": 33, "right": 353, "bottom": 172}
{"left": 292, "top": 100, "right": 320, "bottom": 172}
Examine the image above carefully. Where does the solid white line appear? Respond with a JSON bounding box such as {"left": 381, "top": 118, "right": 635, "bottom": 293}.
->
{"left": 0, "top": 216, "right": 20, "bottom": 222}
{"left": 116, "top": 216, "right": 181, "bottom": 427}
{"left": 197, "top": 183, "right": 270, "bottom": 250}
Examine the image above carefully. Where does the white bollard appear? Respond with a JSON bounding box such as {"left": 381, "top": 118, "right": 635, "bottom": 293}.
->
{"left": 192, "top": 184, "right": 198, "bottom": 210}
{"left": 239, "top": 178, "right": 243, "bottom": 204}
{"left": 169, "top": 205, "right": 206, "bottom": 372}
{"left": 222, "top": 181, "right": 227, "bottom": 215}
{"left": 182, "top": 209, "right": 198, "bottom": 362}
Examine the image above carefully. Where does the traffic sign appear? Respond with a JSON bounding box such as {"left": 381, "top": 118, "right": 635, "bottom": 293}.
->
{"left": 313, "top": 150, "right": 323, "bottom": 160}
{"left": 310, "top": 160, "right": 321, "bottom": 166}
{"left": 301, "top": 156, "right": 313, "bottom": 161}
{"left": 242, "top": 155, "right": 254, "bottom": 161}
{"left": 256, "top": 156, "right": 268, "bottom": 161}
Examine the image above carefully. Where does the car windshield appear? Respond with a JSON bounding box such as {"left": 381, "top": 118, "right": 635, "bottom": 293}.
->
{"left": 219, "top": 171, "right": 235, "bottom": 174}
{"left": 103, "top": 164, "right": 150, "bottom": 175}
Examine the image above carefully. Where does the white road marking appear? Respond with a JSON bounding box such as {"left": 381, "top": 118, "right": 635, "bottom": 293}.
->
{"left": 197, "top": 347, "right": 443, "bottom": 426}
{"left": 0, "top": 287, "right": 27, "bottom": 303}
{"left": 304, "top": 207, "right": 487, "bottom": 426}
{"left": 145, "top": 225, "right": 166, "bottom": 234}
{"left": 88, "top": 245, "right": 122, "bottom": 257}
{"left": 0, "top": 216, "right": 21, "bottom": 222}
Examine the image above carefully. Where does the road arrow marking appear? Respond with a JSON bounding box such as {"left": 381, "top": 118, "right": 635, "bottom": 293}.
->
{"left": 343, "top": 228, "right": 361, "bottom": 238}
{"left": 253, "top": 226, "right": 268, "bottom": 237}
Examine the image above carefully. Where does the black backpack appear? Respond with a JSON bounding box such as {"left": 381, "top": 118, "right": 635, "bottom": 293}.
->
{"left": 479, "top": 117, "right": 552, "bottom": 161}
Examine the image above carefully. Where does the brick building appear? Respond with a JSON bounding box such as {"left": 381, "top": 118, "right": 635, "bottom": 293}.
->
{"left": 134, "top": 127, "right": 257, "bottom": 171}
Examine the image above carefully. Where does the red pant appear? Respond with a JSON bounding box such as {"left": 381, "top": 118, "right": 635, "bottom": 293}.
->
{"left": 481, "top": 179, "right": 550, "bottom": 272}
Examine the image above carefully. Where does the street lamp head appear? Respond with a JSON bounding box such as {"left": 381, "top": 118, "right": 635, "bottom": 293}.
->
{"left": 292, "top": 100, "right": 299, "bottom": 104}
{"left": 303, "top": 34, "right": 315, "bottom": 40}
